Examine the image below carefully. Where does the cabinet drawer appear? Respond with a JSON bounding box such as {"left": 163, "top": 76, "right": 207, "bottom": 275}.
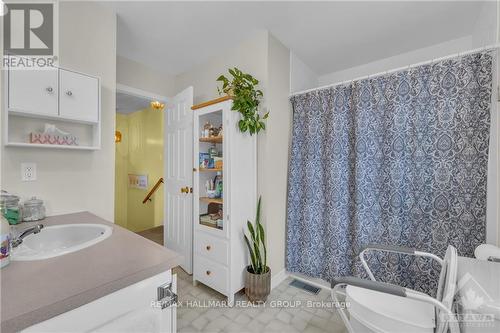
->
{"left": 195, "top": 232, "right": 229, "bottom": 265}
{"left": 194, "top": 255, "right": 228, "bottom": 295}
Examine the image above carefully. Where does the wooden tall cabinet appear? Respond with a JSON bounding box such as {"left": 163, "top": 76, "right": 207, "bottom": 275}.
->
{"left": 192, "top": 97, "right": 257, "bottom": 305}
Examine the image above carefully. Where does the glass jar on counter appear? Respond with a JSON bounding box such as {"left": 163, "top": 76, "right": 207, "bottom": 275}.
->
{"left": 22, "top": 197, "right": 46, "bottom": 222}
{"left": 0, "top": 193, "right": 21, "bottom": 225}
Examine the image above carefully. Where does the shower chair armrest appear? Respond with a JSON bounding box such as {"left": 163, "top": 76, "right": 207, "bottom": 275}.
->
{"left": 359, "top": 244, "right": 444, "bottom": 281}
{"left": 332, "top": 276, "right": 407, "bottom": 297}
{"left": 331, "top": 277, "right": 458, "bottom": 333}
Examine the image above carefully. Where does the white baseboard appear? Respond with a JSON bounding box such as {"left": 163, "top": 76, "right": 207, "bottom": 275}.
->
{"left": 271, "top": 269, "right": 289, "bottom": 290}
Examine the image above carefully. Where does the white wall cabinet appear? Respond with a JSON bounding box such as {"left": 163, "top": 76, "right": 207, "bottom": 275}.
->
{"left": 3, "top": 65, "right": 101, "bottom": 150}
{"left": 192, "top": 98, "right": 257, "bottom": 305}
{"left": 8, "top": 69, "right": 59, "bottom": 117}
{"left": 59, "top": 69, "right": 99, "bottom": 123}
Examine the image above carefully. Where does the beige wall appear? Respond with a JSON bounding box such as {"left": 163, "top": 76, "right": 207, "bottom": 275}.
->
{"left": 318, "top": 35, "right": 476, "bottom": 85}
{"left": 318, "top": 2, "right": 498, "bottom": 86}
{"left": 117, "top": 56, "right": 175, "bottom": 97}
{"left": 175, "top": 31, "right": 269, "bottom": 104}
{"left": 290, "top": 52, "right": 319, "bottom": 94}
{"left": 1, "top": 1, "right": 117, "bottom": 221}
{"left": 175, "top": 31, "right": 291, "bottom": 277}
{"left": 259, "top": 35, "right": 291, "bottom": 275}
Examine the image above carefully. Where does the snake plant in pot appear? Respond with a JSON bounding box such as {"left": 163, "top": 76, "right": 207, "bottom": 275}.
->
{"left": 244, "top": 196, "right": 270, "bottom": 302}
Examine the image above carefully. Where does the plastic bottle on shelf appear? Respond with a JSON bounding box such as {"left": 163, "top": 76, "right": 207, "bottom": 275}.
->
{"left": 203, "top": 122, "right": 212, "bottom": 138}
{"left": 214, "top": 171, "right": 223, "bottom": 198}
{"left": 208, "top": 145, "right": 218, "bottom": 158}
{"left": 1, "top": 215, "right": 11, "bottom": 268}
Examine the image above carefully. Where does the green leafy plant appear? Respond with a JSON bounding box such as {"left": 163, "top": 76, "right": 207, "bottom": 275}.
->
{"left": 244, "top": 197, "right": 268, "bottom": 274}
{"left": 217, "top": 67, "right": 268, "bottom": 135}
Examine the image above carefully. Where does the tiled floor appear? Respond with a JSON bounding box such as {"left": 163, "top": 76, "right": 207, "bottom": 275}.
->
{"left": 174, "top": 267, "right": 347, "bottom": 333}
{"left": 136, "top": 226, "right": 163, "bottom": 245}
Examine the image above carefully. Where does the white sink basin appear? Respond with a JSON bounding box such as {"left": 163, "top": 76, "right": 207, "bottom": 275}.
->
{"left": 12, "top": 224, "right": 113, "bottom": 261}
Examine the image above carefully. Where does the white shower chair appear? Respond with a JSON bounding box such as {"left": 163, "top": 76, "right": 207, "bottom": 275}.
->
{"left": 331, "top": 244, "right": 459, "bottom": 333}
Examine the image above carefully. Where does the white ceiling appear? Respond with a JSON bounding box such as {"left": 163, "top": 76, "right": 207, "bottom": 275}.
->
{"left": 111, "top": 1, "right": 487, "bottom": 77}
{"left": 116, "top": 91, "right": 153, "bottom": 114}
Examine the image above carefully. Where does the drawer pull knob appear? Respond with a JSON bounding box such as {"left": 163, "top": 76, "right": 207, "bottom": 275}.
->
{"left": 206, "top": 245, "right": 211, "bottom": 251}
{"left": 206, "top": 270, "right": 211, "bottom": 276}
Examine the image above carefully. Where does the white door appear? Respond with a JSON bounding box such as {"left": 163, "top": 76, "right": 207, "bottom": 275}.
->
{"left": 59, "top": 69, "right": 99, "bottom": 123}
{"left": 164, "top": 87, "right": 194, "bottom": 274}
{"left": 8, "top": 69, "right": 58, "bottom": 117}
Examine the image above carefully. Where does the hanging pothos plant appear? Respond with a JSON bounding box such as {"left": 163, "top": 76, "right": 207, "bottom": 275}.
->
{"left": 217, "top": 67, "right": 268, "bottom": 135}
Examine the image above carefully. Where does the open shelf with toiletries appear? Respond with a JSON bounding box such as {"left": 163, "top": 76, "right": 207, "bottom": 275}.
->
{"left": 196, "top": 109, "right": 224, "bottom": 232}
{"left": 192, "top": 97, "right": 257, "bottom": 305}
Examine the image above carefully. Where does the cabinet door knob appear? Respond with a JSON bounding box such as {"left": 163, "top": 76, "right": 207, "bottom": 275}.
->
{"left": 66, "top": 90, "right": 73, "bottom": 96}
{"left": 46, "top": 87, "right": 53, "bottom": 93}
{"left": 206, "top": 245, "right": 211, "bottom": 251}
{"left": 180, "top": 186, "right": 189, "bottom": 193}
{"left": 206, "top": 270, "right": 211, "bottom": 276}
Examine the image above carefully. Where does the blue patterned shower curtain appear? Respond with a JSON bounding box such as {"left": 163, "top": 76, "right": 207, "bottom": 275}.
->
{"left": 286, "top": 51, "right": 494, "bottom": 293}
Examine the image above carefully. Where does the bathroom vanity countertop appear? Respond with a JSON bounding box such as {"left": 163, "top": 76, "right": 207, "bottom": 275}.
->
{"left": 0, "top": 212, "right": 182, "bottom": 333}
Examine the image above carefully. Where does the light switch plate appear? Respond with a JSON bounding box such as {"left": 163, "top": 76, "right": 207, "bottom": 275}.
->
{"left": 128, "top": 174, "right": 148, "bottom": 189}
{"left": 21, "top": 163, "right": 37, "bottom": 181}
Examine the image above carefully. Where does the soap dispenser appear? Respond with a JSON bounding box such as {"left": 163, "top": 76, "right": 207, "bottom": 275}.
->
{"left": 1, "top": 215, "right": 11, "bottom": 268}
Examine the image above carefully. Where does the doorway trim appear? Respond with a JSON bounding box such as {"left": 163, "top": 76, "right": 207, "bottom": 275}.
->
{"left": 114, "top": 83, "right": 170, "bottom": 236}
{"left": 116, "top": 83, "right": 169, "bottom": 103}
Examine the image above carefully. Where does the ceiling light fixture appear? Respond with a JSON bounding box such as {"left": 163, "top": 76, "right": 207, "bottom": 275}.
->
{"left": 150, "top": 100, "right": 165, "bottom": 111}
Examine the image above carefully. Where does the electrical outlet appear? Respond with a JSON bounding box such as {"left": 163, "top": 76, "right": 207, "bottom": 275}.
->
{"left": 21, "top": 163, "right": 37, "bottom": 181}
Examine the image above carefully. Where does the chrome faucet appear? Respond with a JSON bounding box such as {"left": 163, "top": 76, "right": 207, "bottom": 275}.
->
{"left": 12, "top": 224, "right": 44, "bottom": 248}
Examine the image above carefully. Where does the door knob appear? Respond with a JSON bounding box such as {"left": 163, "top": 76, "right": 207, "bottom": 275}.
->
{"left": 46, "top": 87, "right": 53, "bottom": 93}
{"left": 206, "top": 270, "right": 211, "bottom": 276}
{"left": 206, "top": 245, "right": 211, "bottom": 251}
{"left": 180, "top": 186, "right": 189, "bottom": 193}
{"left": 66, "top": 90, "right": 73, "bottom": 96}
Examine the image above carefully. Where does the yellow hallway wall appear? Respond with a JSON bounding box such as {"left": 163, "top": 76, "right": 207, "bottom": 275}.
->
{"left": 115, "top": 109, "right": 164, "bottom": 232}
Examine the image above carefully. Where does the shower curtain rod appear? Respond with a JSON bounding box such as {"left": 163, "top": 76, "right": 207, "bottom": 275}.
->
{"left": 290, "top": 43, "right": 500, "bottom": 97}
